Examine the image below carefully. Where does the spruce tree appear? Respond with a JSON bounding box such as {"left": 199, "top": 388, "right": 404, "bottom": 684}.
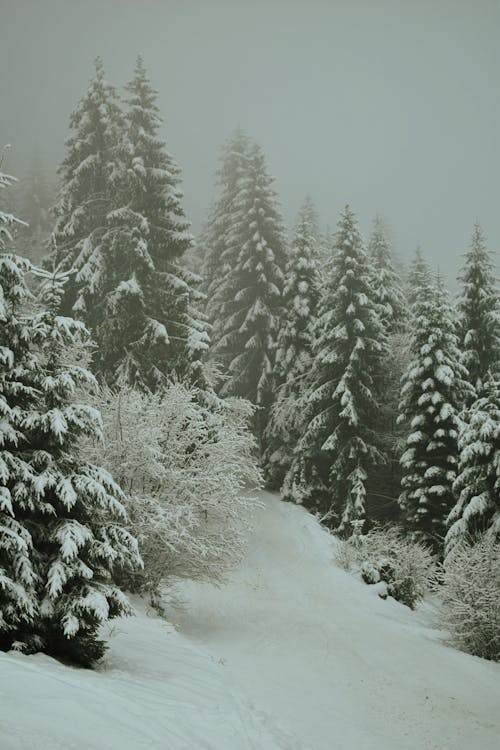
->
{"left": 16, "top": 151, "right": 53, "bottom": 265}
{"left": 318, "top": 226, "right": 335, "bottom": 268}
{"left": 366, "top": 216, "right": 409, "bottom": 521}
{"left": 0, "top": 168, "right": 37, "bottom": 644}
{"left": 457, "top": 223, "right": 500, "bottom": 397}
{"left": 407, "top": 246, "right": 431, "bottom": 307}
{"left": 264, "top": 197, "right": 320, "bottom": 487}
{"left": 1, "top": 168, "right": 141, "bottom": 663}
{"left": 202, "top": 128, "right": 251, "bottom": 338}
{"left": 398, "top": 277, "right": 470, "bottom": 550}
{"left": 94, "top": 56, "right": 208, "bottom": 389}
{"left": 211, "top": 140, "right": 287, "bottom": 445}
{"left": 445, "top": 373, "right": 500, "bottom": 554}
{"left": 283, "top": 206, "right": 387, "bottom": 532}
{"left": 48, "top": 58, "right": 123, "bottom": 316}
{"left": 368, "top": 215, "right": 407, "bottom": 334}
{"left": 29, "top": 268, "right": 142, "bottom": 663}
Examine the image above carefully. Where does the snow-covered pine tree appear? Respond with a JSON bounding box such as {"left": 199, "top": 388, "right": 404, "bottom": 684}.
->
{"left": 1, "top": 169, "right": 141, "bottom": 663}
{"left": 94, "top": 56, "right": 208, "bottom": 389}
{"left": 47, "top": 58, "right": 123, "bottom": 317}
{"left": 407, "top": 246, "right": 431, "bottom": 307}
{"left": 264, "top": 197, "right": 320, "bottom": 487}
{"left": 398, "top": 276, "right": 470, "bottom": 551}
{"left": 202, "top": 128, "right": 251, "bottom": 340}
{"left": 283, "top": 206, "right": 387, "bottom": 532}
{"left": 0, "top": 166, "right": 37, "bottom": 647}
{"left": 368, "top": 215, "right": 407, "bottom": 334}
{"left": 445, "top": 373, "right": 500, "bottom": 554}
{"left": 457, "top": 223, "right": 500, "bottom": 398}
{"left": 211, "top": 139, "right": 287, "bottom": 446}
{"left": 27, "top": 267, "right": 141, "bottom": 663}
{"left": 1, "top": 265, "right": 142, "bottom": 664}
{"left": 15, "top": 151, "right": 53, "bottom": 265}
{"left": 317, "top": 226, "right": 335, "bottom": 268}
{"left": 365, "top": 216, "right": 409, "bottom": 521}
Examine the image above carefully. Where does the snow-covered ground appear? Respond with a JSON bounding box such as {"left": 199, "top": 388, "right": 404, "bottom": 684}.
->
{"left": 1, "top": 493, "right": 499, "bottom": 749}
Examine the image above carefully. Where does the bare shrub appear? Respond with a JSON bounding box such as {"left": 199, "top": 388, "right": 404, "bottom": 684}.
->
{"left": 81, "top": 382, "right": 262, "bottom": 593}
{"left": 335, "top": 525, "right": 437, "bottom": 609}
{"left": 438, "top": 536, "right": 500, "bottom": 662}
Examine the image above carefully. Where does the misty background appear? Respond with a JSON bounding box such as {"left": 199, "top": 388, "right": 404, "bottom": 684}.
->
{"left": 1, "top": 0, "right": 498, "bottom": 280}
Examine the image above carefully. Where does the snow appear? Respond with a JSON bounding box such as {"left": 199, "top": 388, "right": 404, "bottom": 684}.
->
{"left": 0, "top": 601, "right": 298, "bottom": 750}
{"left": 1, "top": 493, "right": 499, "bottom": 750}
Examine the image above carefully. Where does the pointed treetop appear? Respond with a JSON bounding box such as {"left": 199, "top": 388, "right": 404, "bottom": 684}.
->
{"left": 125, "top": 56, "right": 161, "bottom": 131}
{"left": 93, "top": 56, "right": 104, "bottom": 77}
{"left": 215, "top": 127, "right": 251, "bottom": 186}
{"left": 457, "top": 221, "right": 499, "bottom": 396}
{"left": 408, "top": 245, "right": 432, "bottom": 303}
{"left": 368, "top": 214, "right": 407, "bottom": 334}
{"left": 296, "top": 195, "right": 319, "bottom": 230}
{"left": 471, "top": 221, "right": 486, "bottom": 251}
{"left": 135, "top": 54, "right": 147, "bottom": 75}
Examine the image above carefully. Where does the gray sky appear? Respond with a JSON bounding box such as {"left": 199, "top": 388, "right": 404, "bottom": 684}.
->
{"left": 1, "top": 0, "right": 499, "bottom": 281}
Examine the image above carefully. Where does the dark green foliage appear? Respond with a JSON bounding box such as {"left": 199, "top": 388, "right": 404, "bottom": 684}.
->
{"left": 209, "top": 139, "right": 287, "bottom": 447}
{"left": 368, "top": 215, "right": 407, "bottom": 335}
{"left": 47, "top": 57, "right": 123, "bottom": 316}
{"left": 446, "top": 374, "right": 500, "bottom": 554}
{"left": 284, "top": 206, "right": 387, "bottom": 532}
{"left": 98, "top": 57, "right": 208, "bottom": 389}
{"left": 457, "top": 223, "right": 500, "bottom": 399}
{"left": 48, "top": 57, "right": 208, "bottom": 390}
{"left": 407, "top": 246, "right": 431, "bottom": 307}
{"left": 202, "top": 127, "right": 251, "bottom": 338}
{"left": 14, "top": 152, "right": 53, "bottom": 265}
{"left": 264, "top": 197, "right": 320, "bottom": 488}
{"left": 1, "top": 172, "right": 141, "bottom": 666}
{"left": 399, "top": 278, "right": 470, "bottom": 551}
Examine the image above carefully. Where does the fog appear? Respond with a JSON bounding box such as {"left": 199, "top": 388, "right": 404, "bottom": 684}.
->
{"left": 1, "top": 0, "right": 498, "bottom": 279}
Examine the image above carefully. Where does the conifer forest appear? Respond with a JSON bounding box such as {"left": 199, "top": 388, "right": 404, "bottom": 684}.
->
{"left": 0, "top": 2, "right": 499, "bottom": 749}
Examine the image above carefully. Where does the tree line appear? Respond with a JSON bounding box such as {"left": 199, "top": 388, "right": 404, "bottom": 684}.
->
{"left": 0, "top": 56, "right": 498, "bottom": 665}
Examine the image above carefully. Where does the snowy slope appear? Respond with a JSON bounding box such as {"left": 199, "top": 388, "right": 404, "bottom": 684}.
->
{"left": 1, "top": 493, "right": 499, "bottom": 750}
{"left": 172, "top": 494, "right": 500, "bottom": 750}
{"left": 0, "top": 598, "right": 300, "bottom": 750}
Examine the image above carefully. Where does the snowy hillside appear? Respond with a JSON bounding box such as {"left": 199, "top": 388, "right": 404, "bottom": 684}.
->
{"left": 1, "top": 494, "right": 499, "bottom": 750}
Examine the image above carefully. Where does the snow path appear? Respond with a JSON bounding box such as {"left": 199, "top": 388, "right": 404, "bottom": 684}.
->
{"left": 0, "top": 492, "right": 498, "bottom": 749}
{"left": 171, "top": 493, "right": 500, "bottom": 750}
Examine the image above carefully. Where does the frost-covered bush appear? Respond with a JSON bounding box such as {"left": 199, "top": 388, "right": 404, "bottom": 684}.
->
{"left": 438, "top": 536, "right": 500, "bottom": 662}
{"left": 335, "top": 525, "right": 436, "bottom": 609}
{"left": 81, "top": 383, "right": 262, "bottom": 592}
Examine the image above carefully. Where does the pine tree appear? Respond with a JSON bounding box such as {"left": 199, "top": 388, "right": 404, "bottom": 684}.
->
{"left": 368, "top": 215, "right": 407, "bottom": 334}
{"left": 365, "top": 216, "right": 409, "bottom": 521}
{"left": 202, "top": 128, "right": 251, "bottom": 336}
{"left": 47, "top": 58, "right": 123, "bottom": 316}
{"left": 318, "top": 226, "right": 335, "bottom": 267}
{"left": 93, "top": 56, "right": 208, "bottom": 389}
{"left": 457, "top": 223, "right": 500, "bottom": 397}
{"left": 407, "top": 246, "right": 431, "bottom": 307}
{"left": 28, "top": 267, "right": 142, "bottom": 663}
{"left": 264, "top": 197, "right": 320, "bottom": 487}
{"left": 211, "top": 139, "right": 287, "bottom": 445}
{"left": 445, "top": 373, "right": 500, "bottom": 554}
{"left": 1, "top": 167, "right": 141, "bottom": 663}
{"left": 15, "top": 151, "right": 53, "bottom": 265}
{"left": 283, "top": 206, "right": 387, "bottom": 532}
{"left": 398, "top": 277, "right": 470, "bottom": 551}
{"left": 0, "top": 166, "right": 37, "bottom": 644}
